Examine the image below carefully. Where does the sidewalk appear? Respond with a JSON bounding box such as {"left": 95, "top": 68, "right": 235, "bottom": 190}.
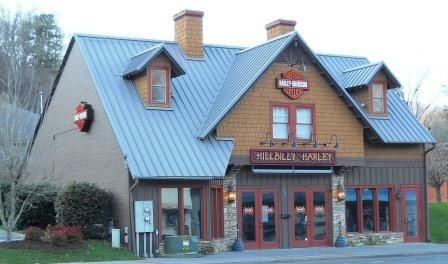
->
{"left": 0, "top": 229, "right": 24, "bottom": 242}
{"left": 72, "top": 243, "right": 448, "bottom": 264}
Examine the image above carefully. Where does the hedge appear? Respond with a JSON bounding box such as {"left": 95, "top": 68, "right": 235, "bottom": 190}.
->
{"left": 55, "top": 182, "right": 112, "bottom": 239}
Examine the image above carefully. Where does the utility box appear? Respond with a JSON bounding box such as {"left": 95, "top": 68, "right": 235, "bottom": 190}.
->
{"left": 134, "top": 201, "right": 154, "bottom": 233}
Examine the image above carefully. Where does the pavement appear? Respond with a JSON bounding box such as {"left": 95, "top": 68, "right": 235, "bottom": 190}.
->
{"left": 69, "top": 243, "right": 448, "bottom": 264}
{"left": 0, "top": 229, "right": 24, "bottom": 242}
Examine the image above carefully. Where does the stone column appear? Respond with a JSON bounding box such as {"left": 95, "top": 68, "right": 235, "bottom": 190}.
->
{"left": 223, "top": 167, "right": 239, "bottom": 245}
{"left": 331, "top": 170, "right": 346, "bottom": 245}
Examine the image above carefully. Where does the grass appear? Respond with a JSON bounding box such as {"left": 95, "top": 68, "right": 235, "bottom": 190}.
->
{"left": 429, "top": 202, "right": 448, "bottom": 243}
{"left": 0, "top": 240, "right": 140, "bottom": 264}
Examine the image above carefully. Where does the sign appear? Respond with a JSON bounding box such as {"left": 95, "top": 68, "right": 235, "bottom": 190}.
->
{"left": 250, "top": 148, "right": 336, "bottom": 166}
{"left": 276, "top": 70, "right": 309, "bottom": 99}
{"left": 74, "top": 102, "right": 93, "bottom": 132}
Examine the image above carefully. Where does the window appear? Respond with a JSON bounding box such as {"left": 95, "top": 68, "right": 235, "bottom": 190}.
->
{"left": 371, "top": 82, "right": 386, "bottom": 113}
{"left": 151, "top": 69, "right": 167, "bottom": 103}
{"left": 160, "top": 186, "right": 204, "bottom": 239}
{"left": 345, "top": 187, "right": 393, "bottom": 233}
{"left": 272, "top": 106, "right": 289, "bottom": 139}
{"left": 271, "top": 104, "right": 314, "bottom": 141}
{"left": 211, "top": 185, "right": 224, "bottom": 238}
{"left": 296, "top": 108, "right": 312, "bottom": 140}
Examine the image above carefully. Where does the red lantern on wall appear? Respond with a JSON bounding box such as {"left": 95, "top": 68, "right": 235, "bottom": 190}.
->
{"left": 74, "top": 102, "right": 94, "bottom": 132}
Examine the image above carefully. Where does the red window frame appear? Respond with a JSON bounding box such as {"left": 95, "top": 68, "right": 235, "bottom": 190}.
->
{"left": 270, "top": 103, "right": 316, "bottom": 141}
{"left": 211, "top": 184, "right": 224, "bottom": 239}
{"left": 158, "top": 183, "right": 207, "bottom": 240}
{"left": 345, "top": 185, "right": 395, "bottom": 233}
{"left": 369, "top": 81, "right": 387, "bottom": 114}
{"left": 147, "top": 66, "right": 171, "bottom": 107}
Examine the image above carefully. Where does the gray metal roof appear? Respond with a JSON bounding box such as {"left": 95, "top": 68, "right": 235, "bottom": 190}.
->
{"left": 75, "top": 34, "right": 240, "bottom": 178}
{"left": 70, "top": 30, "right": 434, "bottom": 179}
{"left": 197, "top": 32, "right": 297, "bottom": 139}
{"left": 368, "top": 90, "right": 436, "bottom": 143}
{"left": 0, "top": 102, "right": 40, "bottom": 143}
{"left": 122, "top": 43, "right": 186, "bottom": 78}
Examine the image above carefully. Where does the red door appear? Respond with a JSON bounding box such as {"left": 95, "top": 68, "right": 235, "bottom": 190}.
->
{"left": 238, "top": 187, "right": 280, "bottom": 249}
{"left": 289, "top": 188, "right": 330, "bottom": 247}
{"left": 401, "top": 186, "right": 423, "bottom": 242}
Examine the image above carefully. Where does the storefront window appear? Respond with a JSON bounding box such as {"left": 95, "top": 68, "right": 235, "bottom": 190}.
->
{"left": 362, "top": 188, "right": 375, "bottom": 232}
{"left": 183, "top": 188, "right": 202, "bottom": 237}
{"left": 346, "top": 187, "right": 393, "bottom": 233}
{"left": 378, "top": 188, "right": 391, "bottom": 231}
{"left": 161, "top": 186, "right": 204, "bottom": 239}
{"left": 161, "top": 188, "right": 179, "bottom": 237}
{"left": 346, "top": 188, "right": 359, "bottom": 232}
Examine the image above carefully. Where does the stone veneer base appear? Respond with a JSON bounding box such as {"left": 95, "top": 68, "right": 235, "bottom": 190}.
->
{"left": 346, "top": 232, "right": 404, "bottom": 246}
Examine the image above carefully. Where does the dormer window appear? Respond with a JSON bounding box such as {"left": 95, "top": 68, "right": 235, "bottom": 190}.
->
{"left": 150, "top": 67, "right": 169, "bottom": 104}
{"left": 371, "top": 82, "right": 386, "bottom": 113}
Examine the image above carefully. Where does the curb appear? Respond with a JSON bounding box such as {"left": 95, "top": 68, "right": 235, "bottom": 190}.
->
{"left": 182, "top": 250, "right": 448, "bottom": 264}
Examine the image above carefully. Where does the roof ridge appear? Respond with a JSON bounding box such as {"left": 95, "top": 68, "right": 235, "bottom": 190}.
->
{"left": 342, "top": 61, "right": 383, "bottom": 73}
{"left": 315, "top": 52, "right": 368, "bottom": 59}
{"left": 74, "top": 33, "right": 244, "bottom": 50}
{"left": 131, "top": 43, "right": 164, "bottom": 58}
{"left": 237, "top": 31, "right": 297, "bottom": 54}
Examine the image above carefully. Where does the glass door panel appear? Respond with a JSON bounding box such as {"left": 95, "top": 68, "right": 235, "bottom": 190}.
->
{"left": 402, "top": 187, "right": 421, "bottom": 242}
{"left": 241, "top": 191, "right": 256, "bottom": 246}
{"left": 292, "top": 191, "right": 308, "bottom": 246}
{"left": 312, "top": 191, "right": 327, "bottom": 242}
{"left": 261, "top": 192, "right": 276, "bottom": 242}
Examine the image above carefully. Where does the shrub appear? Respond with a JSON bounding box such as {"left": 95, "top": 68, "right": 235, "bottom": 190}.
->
{"left": 24, "top": 226, "right": 45, "bottom": 241}
{"left": 48, "top": 225, "right": 83, "bottom": 246}
{"left": 55, "top": 182, "right": 112, "bottom": 239}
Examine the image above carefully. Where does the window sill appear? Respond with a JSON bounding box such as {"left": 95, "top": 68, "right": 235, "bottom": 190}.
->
{"left": 145, "top": 106, "right": 173, "bottom": 111}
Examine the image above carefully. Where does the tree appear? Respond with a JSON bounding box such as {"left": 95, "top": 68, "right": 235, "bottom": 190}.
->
{"left": 427, "top": 142, "right": 448, "bottom": 202}
{"left": 400, "top": 71, "right": 447, "bottom": 122}
{"left": 0, "top": 8, "right": 63, "bottom": 112}
{"left": 0, "top": 8, "right": 62, "bottom": 242}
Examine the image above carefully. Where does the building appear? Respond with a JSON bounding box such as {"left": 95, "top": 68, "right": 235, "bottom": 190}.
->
{"left": 428, "top": 183, "right": 448, "bottom": 202}
{"left": 28, "top": 9, "right": 436, "bottom": 255}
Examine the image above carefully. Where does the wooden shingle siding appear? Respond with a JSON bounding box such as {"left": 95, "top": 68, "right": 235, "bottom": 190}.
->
{"left": 364, "top": 143, "right": 424, "bottom": 160}
{"left": 217, "top": 62, "right": 365, "bottom": 159}
{"left": 27, "top": 43, "right": 130, "bottom": 229}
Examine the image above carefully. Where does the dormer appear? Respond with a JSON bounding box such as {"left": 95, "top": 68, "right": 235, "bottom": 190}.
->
{"left": 341, "top": 61, "right": 401, "bottom": 117}
{"left": 123, "top": 43, "right": 186, "bottom": 109}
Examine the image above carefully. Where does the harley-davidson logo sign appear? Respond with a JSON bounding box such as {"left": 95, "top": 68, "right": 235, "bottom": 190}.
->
{"left": 276, "top": 70, "right": 309, "bottom": 99}
{"left": 74, "top": 102, "right": 93, "bottom": 132}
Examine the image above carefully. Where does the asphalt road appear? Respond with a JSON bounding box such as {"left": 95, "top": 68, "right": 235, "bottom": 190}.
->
{"left": 289, "top": 253, "right": 448, "bottom": 264}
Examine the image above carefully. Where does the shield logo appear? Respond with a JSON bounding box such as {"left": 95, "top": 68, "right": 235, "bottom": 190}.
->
{"left": 74, "top": 102, "right": 94, "bottom": 132}
{"left": 276, "top": 70, "right": 309, "bottom": 99}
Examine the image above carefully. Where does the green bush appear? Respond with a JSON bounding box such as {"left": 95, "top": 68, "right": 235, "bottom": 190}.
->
{"left": 55, "top": 182, "right": 112, "bottom": 239}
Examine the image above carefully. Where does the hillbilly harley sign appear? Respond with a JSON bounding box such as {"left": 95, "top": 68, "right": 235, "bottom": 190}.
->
{"left": 276, "top": 70, "right": 309, "bottom": 99}
{"left": 250, "top": 148, "right": 336, "bottom": 166}
{"left": 74, "top": 102, "right": 93, "bottom": 132}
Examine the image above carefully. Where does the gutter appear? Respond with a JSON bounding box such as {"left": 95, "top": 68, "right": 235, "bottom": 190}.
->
{"left": 423, "top": 142, "right": 436, "bottom": 242}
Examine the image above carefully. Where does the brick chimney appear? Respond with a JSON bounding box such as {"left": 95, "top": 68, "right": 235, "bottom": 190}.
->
{"left": 173, "top": 9, "right": 204, "bottom": 59}
{"left": 265, "top": 19, "right": 296, "bottom": 40}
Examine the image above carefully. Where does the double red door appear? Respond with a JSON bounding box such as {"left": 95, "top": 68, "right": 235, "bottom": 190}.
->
{"left": 289, "top": 188, "right": 330, "bottom": 247}
{"left": 238, "top": 188, "right": 280, "bottom": 249}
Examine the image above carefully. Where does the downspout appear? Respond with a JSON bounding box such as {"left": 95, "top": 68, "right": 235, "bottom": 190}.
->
{"left": 424, "top": 143, "right": 436, "bottom": 242}
{"left": 129, "top": 177, "right": 139, "bottom": 253}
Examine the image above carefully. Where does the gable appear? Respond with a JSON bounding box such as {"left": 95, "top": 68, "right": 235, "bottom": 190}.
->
{"left": 217, "top": 60, "right": 365, "bottom": 162}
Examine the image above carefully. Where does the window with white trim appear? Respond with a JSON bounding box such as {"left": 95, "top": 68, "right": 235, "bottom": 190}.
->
{"left": 371, "top": 83, "right": 385, "bottom": 113}
{"left": 151, "top": 69, "right": 167, "bottom": 104}
{"left": 272, "top": 106, "right": 289, "bottom": 139}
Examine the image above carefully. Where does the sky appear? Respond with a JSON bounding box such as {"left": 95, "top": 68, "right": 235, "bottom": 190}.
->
{"left": 2, "top": 0, "right": 447, "bottom": 106}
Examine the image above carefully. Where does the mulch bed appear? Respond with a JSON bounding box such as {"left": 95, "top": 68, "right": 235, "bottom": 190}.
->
{"left": 0, "top": 240, "right": 87, "bottom": 252}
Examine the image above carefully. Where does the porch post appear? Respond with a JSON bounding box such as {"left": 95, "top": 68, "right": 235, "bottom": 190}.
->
{"left": 223, "top": 166, "right": 240, "bottom": 244}
{"left": 331, "top": 168, "right": 347, "bottom": 245}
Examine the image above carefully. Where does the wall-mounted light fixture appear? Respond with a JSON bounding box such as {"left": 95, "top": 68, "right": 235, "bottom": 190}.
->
{"left": 227, "top": 180, "right": 236, "bottom": 203}
{"left": 396, "top": 190, "right": 401, "bottom": 200}
{"left": 336, "top": 181, "right": 346, "bottom": 202}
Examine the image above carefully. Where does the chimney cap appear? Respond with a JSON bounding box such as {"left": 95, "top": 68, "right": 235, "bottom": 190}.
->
{"left": 265, "top": 19, "right": 297, "bottom": 30}
{"left": 173, "top": 9, "right": 204, "bottom": 20}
